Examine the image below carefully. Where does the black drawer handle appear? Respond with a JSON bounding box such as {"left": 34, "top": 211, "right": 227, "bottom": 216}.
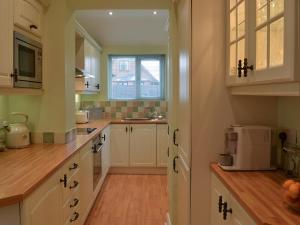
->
{"left": 70, "top": 212, "right": 79, "bottom": 222}
{"left": 218, "top": 196, "right": 225, "bottom": 213}
{"left": 173, "top": 129, "right": 179, "bottom": 146}
{"left": 60, "top": 174, "right": 67, "bottom": 188}
{"left": 101, "top": 134, "right": 106, "bottom": 142}
{"left": 69, "top": 180, "right": 79, "bottom": 189}
{"left": 223, "top": 202, "right": 232, "bottom": 220}
{"left": 30, "top": 24, "right": 38, "bottom": 30}
{"left": 69, "top": 163, "right": 78, "bottom": 171}
{"left": 173, "top": 156, "right": 179, "bottom": 174}
{"left": 70, "top": 198, "right": 79, "bottom": 208}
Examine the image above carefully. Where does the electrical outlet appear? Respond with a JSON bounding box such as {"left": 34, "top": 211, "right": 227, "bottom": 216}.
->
{"left": 280, "top": 128, "right": 297, "bottom": 146}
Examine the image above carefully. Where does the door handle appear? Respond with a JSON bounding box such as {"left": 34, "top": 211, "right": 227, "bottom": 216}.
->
{"left": 218, "top": 196, "right": 225, "bottom": 213}
{"left": 173, "top": 129, "right": 179, "bottom": 146}
{"left": 173, "top": 156, "right": 179, "bottom": 173}
{"left": 60, "top": 174, "right": 67, "bottom": 188}
{"left": 125, "top": 126, "right": 128, "bottom": 133}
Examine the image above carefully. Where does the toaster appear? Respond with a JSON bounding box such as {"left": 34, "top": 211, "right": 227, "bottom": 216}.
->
{"left": 219, "top": 125, "right": 275, "bottom": 171}
{"left": 75, "top": 111, "right": 89, "bottom": 124}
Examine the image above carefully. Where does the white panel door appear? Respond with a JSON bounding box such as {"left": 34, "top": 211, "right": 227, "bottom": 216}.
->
{"left": 157, "top": 124, "right": 168, "bottom": 167}
{"left": 111, "top": 124, "right": 130, "bottom": 167}
{"left": 0, "top": 0, "right": 13, "bottom": 87}
{"left": 130, "top": 124, "right": 156, "bottom": 167}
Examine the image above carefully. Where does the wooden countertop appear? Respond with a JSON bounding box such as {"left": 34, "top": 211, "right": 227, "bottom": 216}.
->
{"left": 0, "top": 119, "right": 167, "bottom": 207}
{"left": 210, "top": 163, "right": 300, "bottom": 225}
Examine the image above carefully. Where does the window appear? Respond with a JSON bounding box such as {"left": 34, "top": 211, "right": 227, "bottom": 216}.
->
{"left": 109, "top": 55, "right": 165, "bottom": 100}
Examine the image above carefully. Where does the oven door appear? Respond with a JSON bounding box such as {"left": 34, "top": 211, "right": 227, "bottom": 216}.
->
{"left": 14, "top": 38, "right": 42, "bottom": 88}
{"left": 93, "top": 144, "right": 103, "bottom": 190}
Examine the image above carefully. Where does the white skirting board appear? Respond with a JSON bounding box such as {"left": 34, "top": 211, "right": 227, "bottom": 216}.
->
{"left": 166, "top": 212, "right": 172, "bottom": 225}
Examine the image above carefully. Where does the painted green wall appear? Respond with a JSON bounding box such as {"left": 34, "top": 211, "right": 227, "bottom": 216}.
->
{"left": 81, "top": 45, "right": 168, "bottom": 102}
{"left": 278, "top": 97, "right": 300, "bottom": 128}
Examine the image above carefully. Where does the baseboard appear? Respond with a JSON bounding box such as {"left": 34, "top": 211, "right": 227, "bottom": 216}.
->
{"left": 109, "top": 167, "right": 167, "bottom": 175}
{"left": 166, "top": 212, "right": 172, "bottom": 225}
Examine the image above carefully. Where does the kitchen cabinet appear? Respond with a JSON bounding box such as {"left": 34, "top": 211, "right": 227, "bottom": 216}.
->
{"left": 157, "top": 124, "right": 168, "bottom": 167}
{"left": 0, "top": 0, "right": 13, "bottom": 88}
{"left": 14, "top": 0, "right": 44, "bottom": 37}
{"left": 101, "top": 126, "right": 111, "bottom": 178}
{"left": 79, "top": 142, "right": 93, "bottom": 224}
{"left": 227, "top": 0, "right": 300, "bottom": 96}
{"left": 75, "top": 21, "right": 101, "bottom": 93}
{"left": 130, "top": 124, "right": 156, "bottom": 167}
{"left": 111, "top": 124, "right": 130, "bottom": 167}
{"left": 211, "top": 173, "right": 256, "bottom": 225}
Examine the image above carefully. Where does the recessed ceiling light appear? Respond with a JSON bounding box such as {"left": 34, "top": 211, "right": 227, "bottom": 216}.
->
{"left": 153, "top": 11, "right": 158, "bottom": 15}
{"left": 108, "top": 11, "right": 113, "bottom": 16}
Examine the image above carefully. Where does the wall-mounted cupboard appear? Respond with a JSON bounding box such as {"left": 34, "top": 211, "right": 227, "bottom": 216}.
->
{"left": 75, "top": 21, "right": 101, "bottom": 94}
{"left": 227, "top": 0, "right": 300, "bottom": 96}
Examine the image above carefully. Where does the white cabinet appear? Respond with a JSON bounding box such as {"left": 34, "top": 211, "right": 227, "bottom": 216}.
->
{"left": 0, "top": 0, "right": 13, "bottom": 87}
{"left": 130, "top": 124, "right": 156, "bottom": 167}
{"left": 14, "top": 0, "right": 44, "bottom": 37}
{"left": 79, "top": 142, "right": 93, "bottom": 224}
{"left": 226, "top": 0, "right": 300, "bottom": 96}
{"left": 157, "top": 124, "right": 168, "bottom": 167}
{"left": 102, "top": 126, "right": 111, "bottom": 178}
{"left": 111, "top": 124, "right": 130, "bottom": 167}
{"left": 211, "top": 173, "right": 256, "bottom": 225}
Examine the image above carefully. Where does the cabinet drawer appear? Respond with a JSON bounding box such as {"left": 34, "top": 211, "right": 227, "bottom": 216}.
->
{"left": 62, "top": 170, "right": 80, "bottom": 204}
{"left": 63, "top": 190, "right": 80, "bottom": 225}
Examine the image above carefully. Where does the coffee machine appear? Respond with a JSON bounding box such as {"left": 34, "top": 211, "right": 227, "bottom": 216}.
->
{"left": 219, "top": 125, "right": 275, "bottom": 171}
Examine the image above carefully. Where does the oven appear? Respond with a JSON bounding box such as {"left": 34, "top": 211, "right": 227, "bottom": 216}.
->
{"left": 92, "top": 134, "right": 103, "bottom": 190}
{"left": 13, "top": 32, "right": 42, "bottom": 89}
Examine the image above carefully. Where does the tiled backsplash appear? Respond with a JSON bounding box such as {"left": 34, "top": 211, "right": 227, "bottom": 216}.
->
{"left": 81, "top": 101, "right": 168, "bottom": 119}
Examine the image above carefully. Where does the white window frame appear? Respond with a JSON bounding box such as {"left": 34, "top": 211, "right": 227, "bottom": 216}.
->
{"left": 108, "top": 55, "right": 166, "bottom": 100}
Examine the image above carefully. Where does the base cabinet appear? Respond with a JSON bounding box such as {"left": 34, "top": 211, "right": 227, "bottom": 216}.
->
{"left": 211, "top": 173, "right": 256, "bottom": 225}
{"left": 102, "top": 126, "right": 111, "bottom": 178}
{"left": 157, "top": 124, "right": 168, "bottom": 167}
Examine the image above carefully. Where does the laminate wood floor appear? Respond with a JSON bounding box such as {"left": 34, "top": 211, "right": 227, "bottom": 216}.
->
{"left": 84, "top": 175, "right": 168, "bottom": 225}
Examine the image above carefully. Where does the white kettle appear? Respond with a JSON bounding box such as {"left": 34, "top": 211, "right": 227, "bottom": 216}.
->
{"left": 6, "top": 113, "right": 30, "bottom": 149}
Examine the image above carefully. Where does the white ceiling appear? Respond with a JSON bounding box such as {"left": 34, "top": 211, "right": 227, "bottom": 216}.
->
{"left": 75, "top": 10, "right": 169, "bottom": 46}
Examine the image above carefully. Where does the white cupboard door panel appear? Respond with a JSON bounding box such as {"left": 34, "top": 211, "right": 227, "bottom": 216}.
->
{"left": 130, "top": 124, "right": 156, "bottom": 167}
{"left": 157, "top": 124, "right": 168, "bottom": 167}
{"left": 176, "top": 155, "right": 190, "bottom": 225}
{"left": 230, "top": 196, "right": 257, "bottom": 225}
{"left": 14, "top": 0, "right": 43, "bottom": 37}
{"left": 111, "top": 125, "right": 130, "bottom": 167}
{"left": 102, "top": 126, "right": 111, "bottom": 178}
{"left": 0, "top": 0, "right": 13, "bottom": 87}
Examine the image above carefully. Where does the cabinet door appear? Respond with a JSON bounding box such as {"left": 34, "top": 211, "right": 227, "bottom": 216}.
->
{"left": 130, "top": 124, "right": 156, "bottom": 167}
{"left": 111, "top": 125, "right": 130, "bottom": 167}
{"left": 0, "top": 0, "right": 13, "bottom": 87}
{"left": 14, "top": 0, "right": 43, "bottom": 37}
{"left": 93, "top": 48, "right": 101, "bottom": 91}
{"left": 21, "top": 169, "right": 63, "bottom": 225}
{"left": 102, "top": 126, "right": 111, "bottom": 178}
{"left": 230, "top": 196, "right": 256, "bottom": 225}
{"left": 157, "top": 124, "right": 168, "bottom": 167}
{"left": 79, "top": 142, "right": 93, "bottom": 223}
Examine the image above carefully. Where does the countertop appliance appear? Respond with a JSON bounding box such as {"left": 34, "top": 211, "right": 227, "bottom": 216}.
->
{"left": 75, "top": 111, "right": 89, "bottom": 124}
{"left": 92, "top": 132, "right": 103, "bottom": 190}
{"left": 6, "top": 113, "right": 30, "bottom": 149}
{"left": 13, "top": 32, "right": 42, "bottom": 89}
{"left": 219, "top": 125, "right": 274, "bottom": 171}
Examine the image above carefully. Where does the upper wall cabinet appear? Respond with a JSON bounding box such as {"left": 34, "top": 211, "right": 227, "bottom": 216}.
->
{"left": 226, "top": 0, "right": 300, "bottom": 96}
{"left": 14, "top": 0, "right": 44, "bottom": 37}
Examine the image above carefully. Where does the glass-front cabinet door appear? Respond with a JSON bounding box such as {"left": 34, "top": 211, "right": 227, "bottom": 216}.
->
{"left": 226, "top": 0, "right": 297, "bottom": 86}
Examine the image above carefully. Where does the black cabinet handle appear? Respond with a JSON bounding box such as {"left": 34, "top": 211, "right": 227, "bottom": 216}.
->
{"left": 173, "top": 129, "right": 179, "bottom": 146}
{"left": 10, "top": 69, "right": 18, "bottom": 82}
{"left": 101, "top": 134, "right": 106, "bottom": 142}
{"left": 85, "top": 81, "right": 89, "bottom": 88}
{"left": 243, "top": 58, "right": 254, "bottom": 77}
{"left": 60, "top": 174, "right": 67, "bottom": 188}
{"left": 69, "top": 163, "right": 78, "bottom": 171}
{"left": 167, "top": 147, "right": 170, "bottom": 157}
{"left": 223, "top": 202, "right": 232, "bottom": 220}
{"left": 130, "top": 126, "right": 133, "bottom": 133}
{"left": 238, "top": 60, "right": 243, "bottom": 77}
{"left": 30, "top": 24, "right": 38, "bottom": 30}
{"left": 173, "top": 156, "right": 179, "bottom": 173}
{"left": 70, "top": 212, "right": 79, "bottom": 222}
{"left": 218, "top": 196, "right": 225, "bottom": 213}
{"left": 70, "top": 198, "right": 79, "bottom": 208}
{"left": 69, "top": 180, "right": 79, "bottom": 189}
{"left": 95, "top": 84, "right": 100, "bottom": 89}
{"left": 125, "top": 126, "right": 128, "bottom": 133}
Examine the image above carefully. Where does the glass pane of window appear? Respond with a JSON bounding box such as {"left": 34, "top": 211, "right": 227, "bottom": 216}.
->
{"left": 270, "top": 0, "right": 284, "bottom": 18}
{"left": 140, "top": 59, "right": 161, "bottom": 98}
{"left": 230, "top": 43, "right": 237, "bottom": 76}
{"left": 270, "top": 18, "right": 284, "bottom": 67}
{"left": 256, "top": 0, "right": 268, "bottom": 26}
{"left": 111, "top": 57, "right": 136, "bottom": 99}
{"left": 237, "top": 1, "right": 245, "bottom": 38}
{"left": 256, "top": 26, "right": 268, "bottom": 70}
{"left": 237, "top": 38, "right": 245, "bottom": 63}
{"left": 230, "top": 9, "right": 237, "bottom": 42}
{"left": 230, "top": 0, "right": 236, "bottom": 9}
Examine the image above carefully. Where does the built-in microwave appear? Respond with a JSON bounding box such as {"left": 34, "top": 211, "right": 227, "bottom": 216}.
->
{"left": 13, "top": 32, "right": 42, "bottom": 89}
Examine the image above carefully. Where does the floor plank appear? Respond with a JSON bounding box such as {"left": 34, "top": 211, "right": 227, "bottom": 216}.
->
{"left": 85, "top": 175, "right": 168, "bottom": 225}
